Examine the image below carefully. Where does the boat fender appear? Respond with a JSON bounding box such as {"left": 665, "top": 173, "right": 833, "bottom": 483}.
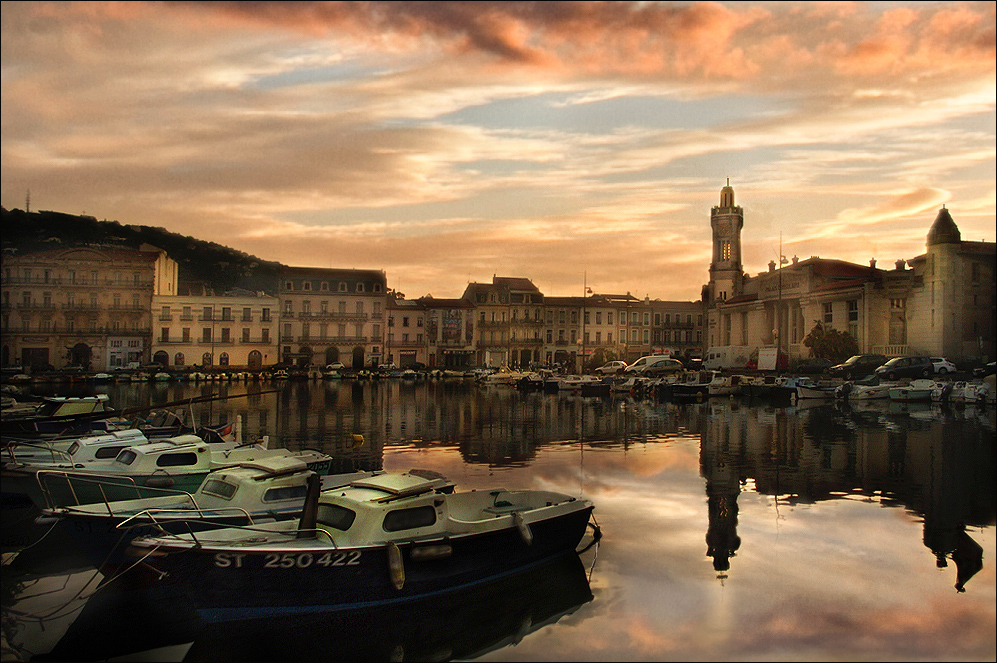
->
{"left": 387, "top": 542, "right": 405, "bottom": 590}
{"left": 146, "top": 474, "right": 174, "bottom": 489}
{"left": 513, "top": 511, "right": 533, "bottom": 546}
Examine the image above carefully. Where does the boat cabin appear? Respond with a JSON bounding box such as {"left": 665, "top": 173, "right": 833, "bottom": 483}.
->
{"left": 4, "top": 429, "right": 149, "bottom": 466}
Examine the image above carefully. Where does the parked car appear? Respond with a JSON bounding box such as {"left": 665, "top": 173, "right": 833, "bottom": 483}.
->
{"left": 828, "top": 354, "right": 888, "bottom": 380}
{"left": 973, "top": 362, "right": 996, "bottom": 378}
{"left": 594, "top": 361, "right": 628, "bottom": 375}
{"left": 929, "top": 357, "right": 957, "bottom": 375}
{"left": 624, "top": 355, "right": 675, "bottom": 374}
{"left": 875, "top": 356, "right": 934, "bottom": 380}
{"left": 792, "top": 358, "right": 833, "bottom": 375}
{"left": 642, "top": 357, "right": 685, "bottom": 377}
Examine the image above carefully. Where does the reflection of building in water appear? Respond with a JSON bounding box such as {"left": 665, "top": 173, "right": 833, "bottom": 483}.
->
{"left": 701, "top": 405, "right": 745, "bottom": 578}
{"left": 701, "top": 401, "right": 995, "bottom": 592}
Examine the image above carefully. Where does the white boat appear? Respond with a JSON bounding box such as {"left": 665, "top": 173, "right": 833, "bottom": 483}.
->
{"left": 944, "top": 380, "right": 992, "bottom": 405}
{"left": 553, "top": 374, "right": 604, "bottom": 392}
{"left": 794, "top": 377, "right": 836, "bottom": 400}
{"left": 708, "top": 373, "right": 744, "bottom": 397}
{"left": 126, "top": 470, "right": 599, "bottom": 622}
{"left": 40, "top": 458, "right": 395, "bottom": 570}
{"left": 835, "top": 377, "right": 892, "bottom": 401}
{"left": 889, "top": 379, "right": 935, "bottom": 402}
{"left": 480, "top": 366, "right": 533, "bottom": 386}
{"left": 3, "top": 434, "right": 334, "bottom": 510}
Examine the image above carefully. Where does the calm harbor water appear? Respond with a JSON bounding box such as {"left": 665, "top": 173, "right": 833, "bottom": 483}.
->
{"left": 2, "top": 378, "right": 995, "bottom": 661}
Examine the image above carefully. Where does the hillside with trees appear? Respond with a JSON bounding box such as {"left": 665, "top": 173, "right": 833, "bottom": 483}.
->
{"left": 1, "top": 206, "right": 283, "bottom": 294}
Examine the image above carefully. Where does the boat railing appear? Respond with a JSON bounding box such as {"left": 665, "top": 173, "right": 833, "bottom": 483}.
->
{"left": 148, "top": 520, "right": 339, "bottom": 547}
{"left": 3, "top": 440, "right": 76, "bottom": 465}
{"left": 116, "top": 505, "right": 258, "bottom": 531}
{"left": 35, "top": 469, "right": 191, "bottom": 511}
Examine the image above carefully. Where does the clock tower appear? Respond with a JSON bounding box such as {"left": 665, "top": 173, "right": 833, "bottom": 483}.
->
{"left": 708, "top": 180, "right": 743, "bottom": 303}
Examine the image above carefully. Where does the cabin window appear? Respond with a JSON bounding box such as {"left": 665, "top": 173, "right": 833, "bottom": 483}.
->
{"left": 68, "top": 442, "right": 81, "bottom": 455}
{"left": 201, "top": 479, "right": 238, "bottom": 499}
{"left": 264, "top": 485, "right": 308, "bottom": 502}
{"left": 116, "top": 450, "right": 138, "bottom": 465}
{"left": 96, "top": 446, "right": 126, "bottom": 459}
{"left": 316, "top": 504, "right": 356, "bottom": 531}
{"left": 157, "top": 452, "right": 198, "bottom": 467}
{"left": 383, "top": 505, "right": 436, "bottom": 532}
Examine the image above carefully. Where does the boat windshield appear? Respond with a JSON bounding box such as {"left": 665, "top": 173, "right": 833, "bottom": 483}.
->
{"left": 316, "top": 504, "right": 356, "bottom": 531}
{"left": 201, "top": 479, "right": 237, "bottom": 500}
{"left": 263, "top": 485, "right": 308, "bottom": 502}
{"left": 116, "top": 449, "right": 138, "bottom": 465}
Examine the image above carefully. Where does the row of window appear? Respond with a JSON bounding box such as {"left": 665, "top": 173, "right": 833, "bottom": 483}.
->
{"left": 160, "top": 328, "right": 272, "bottom": 343}
{"left": 283, "top": 281, "right": 383, "bottom": 293}
{"left": 160, "top": 306, "right": 272, "bottom": 322}
{"left": 8, "top": 268, "right": 147, "bottom": 286}
{"left": 481, "top": 309, "right": 704, "bottom": 326}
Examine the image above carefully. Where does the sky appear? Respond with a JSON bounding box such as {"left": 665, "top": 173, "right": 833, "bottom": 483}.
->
{"left": 2, "top": 1, "right": 994, "bottom": 302}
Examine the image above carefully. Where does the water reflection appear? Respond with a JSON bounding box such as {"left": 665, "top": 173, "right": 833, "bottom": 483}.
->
{"left": 699, "top": 399, "right": 994, "bottom": 592}
{"left": 3, "top": 380, "right": 994, "bottom": 660}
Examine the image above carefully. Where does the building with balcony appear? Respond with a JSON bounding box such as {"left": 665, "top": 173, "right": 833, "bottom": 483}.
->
{"left": 1, "top": 245, "right": 177, "bottom": 370}
{"left": 150, "top": 288, "right": 279, "bottom": 370}
{"left": 386, "top": 296, "right": 427, "bottom": 368}
{"left": 278, "top": 267, "right": 387, "bottom": 369}
{"left": 463, "top": 277, "right": 544, "bottom": 369}
{"left": 417, "top": 296, "right": 476, "bottom": 370}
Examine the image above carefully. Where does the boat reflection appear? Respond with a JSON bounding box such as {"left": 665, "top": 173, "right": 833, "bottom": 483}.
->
{"left": 699, "top": 399, "right": 994, "bottom": 592}
{"left": 12, "top": 549, "right": 594, "bottom": 662}
{"left": 184, "top": 550, "right": 594, "bottom": 662}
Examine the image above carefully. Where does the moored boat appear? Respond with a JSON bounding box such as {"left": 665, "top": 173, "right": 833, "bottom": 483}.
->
{"left": 3, "top": 434, "right": 334, "bottom": 510}
{"left": 38, "top": 459, "right": 399, "bottom": 570}
{"left": 126, "top": 470, "right": 599, "bottom": 621}
{"left": 889, "top": 378, "right": 935, "bottom": 402}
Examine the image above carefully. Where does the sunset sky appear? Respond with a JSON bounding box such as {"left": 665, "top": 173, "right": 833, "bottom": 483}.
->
{"left": 2, "top": 1, "right": 994, "bottom": 301}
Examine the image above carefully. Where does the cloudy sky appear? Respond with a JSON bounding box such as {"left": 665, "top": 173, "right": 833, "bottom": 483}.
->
{"left": 2, "top": 1, "right": 994, "bottom": 301}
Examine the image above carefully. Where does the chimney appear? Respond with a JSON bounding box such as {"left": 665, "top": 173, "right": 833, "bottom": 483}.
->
{"left": 768, "top": 260, "right": 776, "bottom": 273}
{"left": 792, "top": 256, "right": 799, "bottom": 265}
{"left": 895, "top": 259, "right": 906, "bottom": 271}
{"left": 870, "top": 258, "right": 877, "bottom": 269}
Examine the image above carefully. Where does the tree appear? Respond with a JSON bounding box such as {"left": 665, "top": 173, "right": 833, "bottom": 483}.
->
{"left": 802, "top": 322, "right": 859, "bottom": 363}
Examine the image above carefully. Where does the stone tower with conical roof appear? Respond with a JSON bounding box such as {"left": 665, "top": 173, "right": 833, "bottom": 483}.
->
{"left": 708, "top": 180, "right": 744, "bottom": 303}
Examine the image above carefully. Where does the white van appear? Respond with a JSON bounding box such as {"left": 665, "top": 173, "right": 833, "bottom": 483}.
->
{"left": 702, "top": 346, "right": 752, "bottom": 371}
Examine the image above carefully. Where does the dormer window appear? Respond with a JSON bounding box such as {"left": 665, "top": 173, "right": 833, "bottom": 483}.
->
{"left": 338, "top": 282, "right": 347, "bottom": 292}
{"left": 356, "top": 283, "right": 365, "bottom": 293}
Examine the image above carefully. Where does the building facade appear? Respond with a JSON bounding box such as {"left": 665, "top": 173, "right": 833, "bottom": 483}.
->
{"left": 277, "top": 267, "right": 388, "bottom": 369}
{"left": 705, "top": 184, "right": 995, "bottom": 364}
{"left": 1, "top": 245, "right": 177, "bottom": 370}
{"left": 150, "top": 289, "right": 279, "bottom": 370}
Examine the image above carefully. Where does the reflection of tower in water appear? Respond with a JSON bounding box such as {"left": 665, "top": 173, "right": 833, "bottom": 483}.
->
{"left": 701, "top": 407, "right": 744, "bottom": 580}
{"left": 705, "top": 457, "right": 741, "bottom": 579}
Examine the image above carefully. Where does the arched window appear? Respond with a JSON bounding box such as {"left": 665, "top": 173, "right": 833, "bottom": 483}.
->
{"left": 202, "top": 352, "right": 213, "bottom": 366}
{"left": 219, "top": 352, "right": 230, "bottom": 366}
{"left": 174, "top": 353, "right": 185, "bottom": 366}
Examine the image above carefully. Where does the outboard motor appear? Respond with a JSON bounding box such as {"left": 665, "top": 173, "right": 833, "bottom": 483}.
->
{"left": 835, "top": 382, "right": 853, "bottom": 399}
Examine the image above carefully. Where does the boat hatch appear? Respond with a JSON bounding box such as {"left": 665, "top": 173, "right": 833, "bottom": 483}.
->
{"left": 350, "top": 472, "right": 448, "bottom": 499}
{"left": 239, "top": 456, "right": 309, "bottom": 478}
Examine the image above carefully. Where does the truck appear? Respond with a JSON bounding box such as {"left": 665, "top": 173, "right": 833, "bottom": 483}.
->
{"left": 702, "top": 346, "right": 753, "bottom": 371}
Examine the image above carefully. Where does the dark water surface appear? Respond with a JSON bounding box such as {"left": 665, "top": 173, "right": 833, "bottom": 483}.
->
{"left": 3, "top": 378, "right": 995, "bottom": 661}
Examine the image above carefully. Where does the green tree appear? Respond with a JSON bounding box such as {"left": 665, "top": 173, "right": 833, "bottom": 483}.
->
{"left": 802, "top": 322, "right": 859, "bottom": 363}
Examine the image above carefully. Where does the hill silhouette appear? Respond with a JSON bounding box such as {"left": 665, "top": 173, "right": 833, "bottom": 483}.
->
{"left": 1, "top": 206, "right": 282, "bottom": 295}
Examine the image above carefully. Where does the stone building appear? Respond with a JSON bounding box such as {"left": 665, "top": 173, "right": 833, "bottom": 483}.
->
{"left": 150, "top": 287, "right": 279, "bottom": 370}
{"left": 1, "top": 245, "right": 177, "bottom": 370}
{"left": 705, "top": 183, "right": 995, "bottom": 364}
{"left": 277, "top": 266, "right": 387, "bottom": 369}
